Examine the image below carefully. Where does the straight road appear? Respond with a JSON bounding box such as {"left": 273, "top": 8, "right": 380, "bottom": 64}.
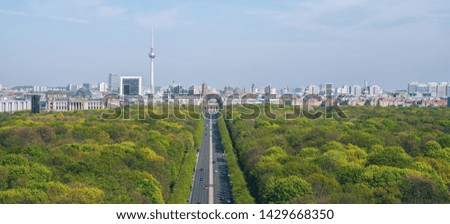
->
{"left": 189, "top": 112, "right": 233, "bottom": 204}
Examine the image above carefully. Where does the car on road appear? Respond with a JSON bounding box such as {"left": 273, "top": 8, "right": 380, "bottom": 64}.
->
{"left": 199, "top": 177, "right": 203, "bottom": 181}
{"left": 199, "top": 168, "right": 203, "bottom": 171}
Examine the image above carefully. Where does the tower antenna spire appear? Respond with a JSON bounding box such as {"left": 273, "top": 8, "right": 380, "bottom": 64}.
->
{"left": 149, "top": 27, "right": 156, "bottom": 95}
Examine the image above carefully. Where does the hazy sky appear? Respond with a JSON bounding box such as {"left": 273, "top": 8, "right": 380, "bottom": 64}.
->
{"left": 1, "top": 0, "right": 450, "bottom": 90}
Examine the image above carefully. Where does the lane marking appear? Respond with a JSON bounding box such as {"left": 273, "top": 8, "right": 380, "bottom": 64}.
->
{"left": 208, "top": 114, "right": 214, "bottom": 204}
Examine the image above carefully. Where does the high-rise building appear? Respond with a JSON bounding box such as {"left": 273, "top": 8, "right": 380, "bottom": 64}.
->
{"left": 428, "top": 82, "right": 438, "bottom": 97}
{"left": 251, "top": 84, "right": 256, "bottom": 94}
{"left": 66, "top": 83, "right": 79, "bottom": 92}
{"left": 264, "top": 85, "right": 271, "bottom": 95}
{"left": 336, "top": 85, "right": 350, "bottom": 95}
{"left": 362, "top": 80, "right": 370, "bottom": 96}
{"left": 187, "top": 85, "right": 201, "bottom": 95}
{"left": 98, "top": 82, "right": 108, "bottom": 92}
{"left": 408, "top": 82, "right": 419, "bottom": 94}
{"left": 83, "top": 83, "right": 92, "bottom": 92}
{"left": 0, "top": 83, "right": 2, "bottom": 90}
{"left": 31, "top": 95, "right": 40, "bottom": 114}
{"left": 437, "top": 82, "right": 447, "bottom": 98}
{"left": 202, "top": 83, "right": 207, "bottom": 95}
{"left": 416, "top": 83, "right": 428, "bottom": 95}
{"left": 120, "top": 76, "right": 142, "bottom": 95}
{"left": 351, "top": 85, "right": 362, "bottom": 97}
{"left": 447, "top": 85, "right": 450, "bottom": 97}
{"left": 369, "top": 85, "right": 382, "bottom": 96}
{"left": 149, "top": 29, "right": 156, "bottom": 95}
{"left": 306, "top": 85, "right": 319, "bottom": 95}
{"left": 109, "top": 73, "right": 120, "bottom": 93}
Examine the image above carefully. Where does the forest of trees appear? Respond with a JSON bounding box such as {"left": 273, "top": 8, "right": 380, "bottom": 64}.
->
{"left": 0, "top": 108, "right": 203, "bottom": 203}
{"left": 224, "top": 105, "right": 450, "bottom": 203}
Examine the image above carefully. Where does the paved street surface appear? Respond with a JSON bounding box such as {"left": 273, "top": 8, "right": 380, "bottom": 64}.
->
{"left": 189, "top": 112, "right": 233, "bottom": 204}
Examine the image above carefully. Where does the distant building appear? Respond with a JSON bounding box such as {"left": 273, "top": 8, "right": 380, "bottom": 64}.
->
{"left": 448, "top": 97, "right": 450, "bottom": 107}
{"left": 98, "top": 82, "right": 108, "bottom": 92}
{"left": 305, "top": 85, "right": 319, "bottom": 95}
{"left": 447, "top": 85, "right": 450, "bottom": 97}
{"left": 427, "top": 82, "right": 438, "bottom": 97}
{"left": 0, "top": 83, "right": 2, "bottom": 90}
{"left": 369, "top": 85, "right": 382, "bottom": 96}
{"left": 33, "top": 86, "right": 47, "bottom": 92}
{"left": 336, "top": 85, "right": 350, "bottom": 95}
{"left": 120, "top": 76, "right": 142, "bottom": 95}
{"left": 0, "top": 99, "right": 31, "bottom": 113}
{"left": 108, "top": 73, "right": 120, "bottom": 93}
{"left": 47, "top": 98, "right": 104, "bottom": 112}
{"left": 31, "top": 95, "right": 40, "bottom": 114}
{"left": 202, "top": 83, "right": 207, "bottom": 95}
{"left": 66, "top": 83, "right": 79, "bottom": 92}
{"left": 293, "top": 87, "right": 304, "bottom": 94}
{"left": 351, "top": 85, "right": 362, "bottom": 97}
{"left": 408, "top": 82, "right": 419, "bottom": 94}
{"left": 172, "top": 85, "right": 185, "bottom": 95}
{"left": 416, "top": 83, "right": 428, "bottom": 96}
{"left": 188, "top": 85, "right": 201, "bottom": 95}
{"left": 437, "top": 82, "right": 447, "bottom": 98}
{"left": 83, "top": 83, "right": 92, "bottom": 92}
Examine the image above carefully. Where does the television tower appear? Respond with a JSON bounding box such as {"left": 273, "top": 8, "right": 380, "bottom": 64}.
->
{"left": 149, "top": 28, "right": 156, "bottom": 95}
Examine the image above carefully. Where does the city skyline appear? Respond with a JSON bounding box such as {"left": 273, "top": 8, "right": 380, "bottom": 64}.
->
{"left": 1, "top": 0, "right": 450, "bottom": 89}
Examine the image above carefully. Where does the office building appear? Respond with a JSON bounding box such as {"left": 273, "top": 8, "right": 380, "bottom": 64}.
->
{"left": 202, "top": 83, "right": 207, "bottom": 95}
{"left": 351, "top": 85, "right": 362, "bottom": 97}
{"left": 120, "top": 76, "right": 142, "bottom": 95}
{"left": 83, "top": 83, "right": 92, "bottom": 92}
{"left": 305, "top": 85, "right": 319, "bottom": 95}
{"left": 369, "top": 85, "right": 382, "bottom": 96}
{"left": 428, "top": 82, "right": 438, "bottom": 97}
{"left": 98, "top": 82, "right": 108, "bottom": 92}
{"left": 109, "top": 73, "right": 120, "bottom": 93}
{"left": 416, "top": 83, "right": 428, "bottom": 95}
{"left": 437, "top": 82, "right": 447, "bottom": 98}
{"left": 336, "top": 85, "right": 350, "bottom": 95}
{"left": 408, "top": 82, "right": 419, "bottom": 94}
{"left": 31, "top": 95, "right": 40, "bottom": 114}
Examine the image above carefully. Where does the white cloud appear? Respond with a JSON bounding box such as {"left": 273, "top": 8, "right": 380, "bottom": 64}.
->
{"left": 98, "top": 6, "right": 126, "bottom": 17}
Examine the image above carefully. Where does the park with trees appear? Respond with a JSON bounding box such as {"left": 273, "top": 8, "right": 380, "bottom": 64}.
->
{"left": 0, "top": 108, "right": 203, "bottom": 203}
{"left": 222, "top": 105, "right": 450, "bottom": 203}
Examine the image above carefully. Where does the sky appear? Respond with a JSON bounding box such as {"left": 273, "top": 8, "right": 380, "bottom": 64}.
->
{"left": 1, "top": 0, "right": 450, "bottom": 90}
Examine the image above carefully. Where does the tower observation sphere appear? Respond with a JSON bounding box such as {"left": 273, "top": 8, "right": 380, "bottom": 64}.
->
{"left": 149, "top": 50, "right": 156, "bottom": 59}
